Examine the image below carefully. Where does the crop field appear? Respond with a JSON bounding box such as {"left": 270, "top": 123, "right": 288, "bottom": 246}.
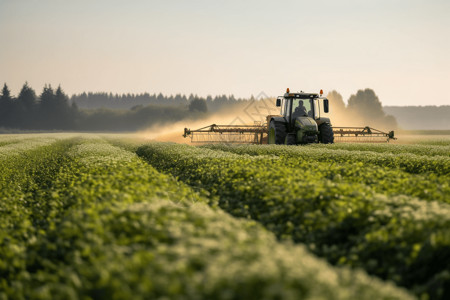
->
{"left": 0, "top": 134, "right": 449, "bottom": 300}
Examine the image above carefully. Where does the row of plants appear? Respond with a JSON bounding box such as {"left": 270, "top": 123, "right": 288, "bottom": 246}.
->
{"left": 202, "top": 144, "right": 449, "bottom": 175}
{"left": 415, "top": 139, "right": 450, "bottom": 146}
{"left": 0, "top": 134, "right": 39, "bottom": 147}
{"left": 1, "top": 137, "right": 414, "bottom": 299}
{"left": 307, "top": 143, "right": 450, "bottom": 157}
{"left": 201, "top": 144, "right": 449, "bottom": 204}
{"left": 0, "top": 139, "right": 22, "bottom": 147}
{"left": 0, "top": 138, "right": 77, "bottom": 297}
{"left": 0, "top": 136, "right": 66, "bottom": 159}
{"left": 136, "top": 142, "right": 450, "bottom": 299}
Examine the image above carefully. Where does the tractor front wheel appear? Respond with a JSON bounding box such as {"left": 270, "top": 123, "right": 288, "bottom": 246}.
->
{"left": 319, "top": 123, "right": 334, "bottom": 144}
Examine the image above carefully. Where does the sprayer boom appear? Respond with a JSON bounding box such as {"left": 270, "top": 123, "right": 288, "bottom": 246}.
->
{"left": 332, "top": 126, "right": 395, "bottom": 143}
{"left": 184, "top": 124, "right": 267, "bottom": 144}
{"left": 183, "top": 124, "right": 395, "bottom": 144}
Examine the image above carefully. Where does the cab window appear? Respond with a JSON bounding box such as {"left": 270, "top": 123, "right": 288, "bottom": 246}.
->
{"left": 292, "top": 99, "right": 312, "bottom": 118}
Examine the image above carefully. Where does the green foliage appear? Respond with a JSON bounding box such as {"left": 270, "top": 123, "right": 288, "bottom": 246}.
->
{"left": 308, "top": 142, "right": 450, "bottom": 157}
{"left": 0, "top": 136, "right": 76, "bottom": 296}
{"left": 137, "top": 142, "right": 450, "bottom": 299}
{"left": 202, "top": 144, "right": 450, "bottom": 204}
{"left": 0, "top": 83, "right": 14, "bottom": 127}
{"left": 0, "top": 136, "right": 414, "bottom": 299}
{"left": 76, "top": 104, "right": 194, "bottom": 131}
{"left": 204, "top": 144, "right": 449, "bottom": 175}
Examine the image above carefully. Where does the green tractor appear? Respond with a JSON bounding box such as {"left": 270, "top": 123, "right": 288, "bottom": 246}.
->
{"left": 267, "top": 89, "right": 334, "bottom": 145}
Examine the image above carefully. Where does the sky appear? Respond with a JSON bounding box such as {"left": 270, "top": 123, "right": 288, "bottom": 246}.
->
{"left": 0, "top": 0, "right": 449, "bottom": 106}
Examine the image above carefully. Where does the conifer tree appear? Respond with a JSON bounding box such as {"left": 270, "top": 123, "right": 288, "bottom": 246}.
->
{"left": 39, "top": 84, "right": 56, "bottom": 129}
{"left": 17, "top": 82, "right": 38, "bottom": 129}
{"left": 54, "top": 85, "right": 75, "bottom": 129}
{"left": 0, "top": 83, "right": 14, "bottom": 127}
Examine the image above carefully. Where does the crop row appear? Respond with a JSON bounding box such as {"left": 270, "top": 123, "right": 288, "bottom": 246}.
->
{"left": 202, "top": 144, "right": 449, "bottom": 176}
{"left": 0, "top": 138, "right": 413, "bottom": 299}
{"left": 0, "top": 138, "right": 77, "bottom": 296}
{"left": 415, "top": 139, "right": 450, "bottom": 146}
{"left": 0, "top": 133, "right": 79, "bottom": 149}
{"left": 0, "top": 140, "right": 20, "bottom": 147}
{"left": 0, "top": 134, "right": 39, "bottom": 147}
{"left": 0, "top": 136, "right": 67, "bottom": 160}
{"left": 307, "top": 143, "right": 450, "bottom": 157}
{"left": 200, "top": 144, "right": 449, "bottom": 204}
{"left": 137, "top": 143, "right": 450, "bottom": 299}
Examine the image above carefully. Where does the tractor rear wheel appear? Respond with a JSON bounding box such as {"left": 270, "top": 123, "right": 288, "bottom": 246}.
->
{"left": 319, "top": 123, "right": 334, "bottom": 144}
{"left": 268, "top": 120, "right": 286, "bottom": 145}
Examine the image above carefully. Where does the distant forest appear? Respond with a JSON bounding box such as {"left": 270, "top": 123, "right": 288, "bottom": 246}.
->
{"left": 0, "top": 82, "right": 448, "bottom": 131}
{"left": 383, "top": 106, "right": 450, "bottom": 130}
{"left": 0, "top": 83, "right": 219, "bottom": 131}
{"left": 71, "top": 92, "right": 249, "bottom": 112}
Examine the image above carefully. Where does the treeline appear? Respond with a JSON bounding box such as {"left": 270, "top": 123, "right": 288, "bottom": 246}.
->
{"left": 383, "top": 105, "right": 450, "bottom": 130}
{"left": 0, "top": 83, "right": 208, "bottom": 131}
{"left": 0, "top": 83, "right": 77, "bottom": 130}
{"left": 71, "top": 92, "right": 248, "bottom": 112}
{"left": 326, "top": 89, "right": 398, "bottom": 130}
{"left": 2, "top": 83, "right": 446, "bottom": 132}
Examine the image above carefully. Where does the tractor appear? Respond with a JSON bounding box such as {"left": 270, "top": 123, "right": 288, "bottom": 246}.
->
{"left": 268, "top": 88, "right": 333, "bottom": 145}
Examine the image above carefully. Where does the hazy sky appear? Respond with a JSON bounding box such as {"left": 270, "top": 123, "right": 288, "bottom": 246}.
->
{"left": 1, "top": 0, "right": 449, "bottom": 106}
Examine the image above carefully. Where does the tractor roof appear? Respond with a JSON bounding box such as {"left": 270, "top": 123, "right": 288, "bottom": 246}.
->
{"left": 283, "top": 92, "right": 319, "bottom": 99}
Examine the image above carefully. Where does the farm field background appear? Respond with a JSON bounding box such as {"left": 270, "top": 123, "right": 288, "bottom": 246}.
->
{"left": 0, "top": 133, "right": 449, "bottom": 300}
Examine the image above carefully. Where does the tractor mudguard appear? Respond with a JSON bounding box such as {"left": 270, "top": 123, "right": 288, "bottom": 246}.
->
{"left": 269, "top": 116, "right": 286, "bottom": 124}
{"left": 316, "top": 117, "right": 331, "bottom": 126}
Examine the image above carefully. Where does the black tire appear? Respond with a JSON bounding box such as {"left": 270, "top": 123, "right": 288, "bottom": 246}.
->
{"left": 319, "top": 123, "right": 334, "bottom": 144}
{"left": 286, "top": 134, "right": 297, "bottom": 145}
{"left": 268, "top": 120, "right": 287, "bottom": 145}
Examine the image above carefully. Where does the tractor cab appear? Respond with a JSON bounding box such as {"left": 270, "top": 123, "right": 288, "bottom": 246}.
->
{"left": 275, "top": 89, "right": 330, "bottom": 131}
